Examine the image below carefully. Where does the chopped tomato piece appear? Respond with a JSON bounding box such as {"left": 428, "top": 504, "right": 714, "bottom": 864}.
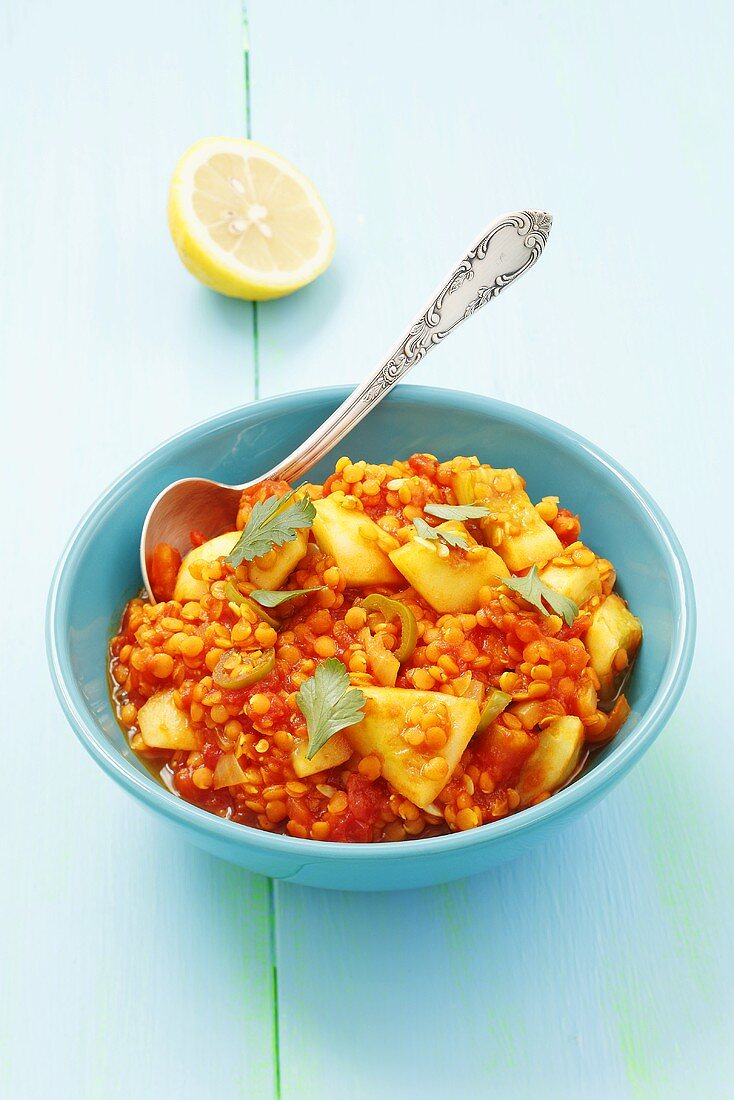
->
{"left": 554, "top": 507, "right": 581, "bottom": 547}
{"left": 347, "top": 773, "right": 385, "bottom": 823}
{"left": 149, "top": 542, "right": 181, "bottom": 602}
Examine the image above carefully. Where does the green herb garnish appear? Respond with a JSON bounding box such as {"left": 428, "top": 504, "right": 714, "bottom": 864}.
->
{"left": 226, "top": 491, "right": 315, "bottom": 568}
{"left": 501, "top": 564, "right": 579, "bottom": 627}
{"left": 250, "top": 586, "right": 327, "bottom": 608}
{"left": 413, "top": 515, "right": 470, "bottom": 550}
{"left": 424, "top": 502, "right": 492, "bottom": 521}
{"left": 296, "top": 658, "right": 366, "bottom": 760}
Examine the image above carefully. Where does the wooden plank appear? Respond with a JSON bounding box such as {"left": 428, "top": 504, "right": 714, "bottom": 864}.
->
{"left": 0, "top": 3, "right": 275, "bottom": 1098}
{"left": 248, "top": 0, "right": 734, "bottom": 1095}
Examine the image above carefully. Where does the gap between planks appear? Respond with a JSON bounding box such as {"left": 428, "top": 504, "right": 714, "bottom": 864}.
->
{"left": 242, "top": 5, "right": 275, "bottom": 1098}
{"left": 241, "top": 0, "right": 261, "bottom": 400}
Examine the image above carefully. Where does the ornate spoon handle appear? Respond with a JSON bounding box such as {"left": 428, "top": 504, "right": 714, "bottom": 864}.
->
{"left": 254, "top": 209, "right": 552, "bottom": 486}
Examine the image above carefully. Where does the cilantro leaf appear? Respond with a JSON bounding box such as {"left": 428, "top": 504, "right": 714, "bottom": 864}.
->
{"left": 437, "top": 528, "right": 470, "bottom": 550}
{"left": 501, "top": 564, "right": 579, "bottom": 626}
{"left": 226, "top": 491, "right": 316, "bottom": 568}
{"left": 413, "top": 516, "right": 439, "bottom": 541}
{"left": 296, "top": 658, "right": 366, "bottom": 760}
{"left": 425, "top": 503, "right": 492, "bottom": 521}
{"left": 250, "top": 586, "right": 326, "bottom": 608}
{"left": 413, "top": 515, "right": 470, "bottom": 550}
{"left": 541, "top": 586, "right": 581, "bottom": 627}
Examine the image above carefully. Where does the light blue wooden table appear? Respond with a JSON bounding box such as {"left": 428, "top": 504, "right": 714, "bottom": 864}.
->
{"left": 3, "top": 2, "right": 732, "bottom": 1096}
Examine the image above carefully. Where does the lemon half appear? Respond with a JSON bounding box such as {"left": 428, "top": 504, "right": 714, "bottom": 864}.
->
{"left": 168, "top": 138, "right": 335, "bottom": 301}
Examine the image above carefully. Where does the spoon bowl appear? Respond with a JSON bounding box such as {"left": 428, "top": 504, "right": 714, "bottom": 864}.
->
{"left": 142, "top": 477, "right": 242, "bottom": 562}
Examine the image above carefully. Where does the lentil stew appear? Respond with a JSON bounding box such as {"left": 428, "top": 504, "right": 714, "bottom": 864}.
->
{"left": 109, "top": 453, "right": 642, "bottom": 843}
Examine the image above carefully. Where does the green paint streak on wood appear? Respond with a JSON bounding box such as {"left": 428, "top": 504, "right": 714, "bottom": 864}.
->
{"left": 591, "top": 789, "right": 675, "bottom": 1097}
{"left": 235, "top": 869, "right": 279, "bottom": 1095}
{"left": 605, "top": 907, "right": 681, "bottom": 1100}
{"left": 241, "top": 0, "right": 253, "bottom": 136}
{"left": 241, "top": 0, "right": 260, "bottom": 399}
{"left": 239, "top": 8, "right": 272, "bottom": 1094}
{"left": 437, "top": 880, "right": 470, "bottom": 958}
{"left": 605, "top": 715, "right": 734, "bottom": 1098}
{"left": 600, "top": 797, "right": 685, "bottom": 1100}
{"left": 612, "top": 990, "right": 657, "bottom": 1100}
{"left": 436, "top": 881, "right": 480, "bottom": 1017}
{"left": 267, "top": 878, "right": 282, "bottom": 1100}
{"left": 436, "top": 881, "right": 524, "bottom": 1075}
{"left": 640, "top": 723, "right": 731, "bottom": 999}
{"left": 252, "top": 301, "right": 261, "bottom": 400}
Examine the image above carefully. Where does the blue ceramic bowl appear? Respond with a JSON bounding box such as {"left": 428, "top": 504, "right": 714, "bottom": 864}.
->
{"left": 47, "top": 386, "right": 695, "bottom": 891}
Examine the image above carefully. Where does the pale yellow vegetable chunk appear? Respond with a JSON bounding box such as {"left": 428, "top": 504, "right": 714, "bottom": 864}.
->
{"left": 539, "top": 548, "right": 602, "bottom": 608}
{"left": 345, "top": 686, "right": 480, "bottom": 808}
{"left": 291, "top": 732, "right": 353, "bottom": 778}
{"left": 452, "top": 466, "right": 562, "bottom": 571}
{"left": 389, "top": 522, "right": 508, "bottom": 613}
{"left": 173, "top": 527, "right": 309, "bottom": 603}
{"left": 312, "top": 495, "right": 401, "bottom": 586}
{"left": 361, "top": 627, "right": 400, "bottom": 687}
{"left": 516, "top": 715, "right": 585, "bottom": 807}
{"left": 173, "top": 531, "right": 240, "bottom": 602}
{"left": 248, "top": 529, "right": 309, "bottom": 590}
{"left": 585, "top": 593, "right": 643, "bottom": 701}
{"left": 212, "top": 752, "right": 247, "bottom": 789}
{"left": 137, "top": 689, "right": 202, "bottom": 751}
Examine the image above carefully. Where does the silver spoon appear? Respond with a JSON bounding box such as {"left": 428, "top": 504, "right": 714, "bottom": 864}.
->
{"left": 141, "top": 209, "right": 552, "bottom": 597}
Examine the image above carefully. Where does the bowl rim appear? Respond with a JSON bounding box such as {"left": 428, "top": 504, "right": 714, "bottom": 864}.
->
{"left": 47, "top": 384, "right": 696, "bottom": 862}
